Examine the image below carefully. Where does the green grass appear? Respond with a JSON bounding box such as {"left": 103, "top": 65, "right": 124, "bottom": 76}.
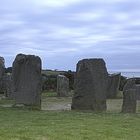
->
{"left": 0, "top": 98, "right": 15, "bottom": 105}
{"left": 0, "top": 94, "right": 140, "bottom": 140}
{"left": 42, "top": 91, "right": 57, "bottom": 97}
{"left": 0, "top": 107, "right": 140, "bottom": 140}
{"left": 42, "top": 91, "right": 73, "bottom": 97}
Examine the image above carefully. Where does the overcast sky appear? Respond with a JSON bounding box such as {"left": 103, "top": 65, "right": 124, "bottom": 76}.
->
{"left": 0, "top": 0, "right": 140, "bottom": 71}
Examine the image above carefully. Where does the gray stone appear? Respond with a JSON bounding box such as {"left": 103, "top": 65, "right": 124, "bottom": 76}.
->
{"left": 122, "top": 89, "right": 136, "bottom": 113}
{"left": 0, "top": 57, "right": 5, "bottom": 79}
{"left": 3, "top": 74, "right": 14, "bottom": 99}
{"left": 107, "top": 73, "right": 121, "bottom": 98}
{"left": 12, "top": 54, "right": 42, "bottom": 108}
{"left": 123, "top": 78, "right": 136, "bottom": 92}
{"left": 122, "top": 78, "right": 140, "bottom": 100}
{"left": 0, "top": 57, "right": 5, "bottom": 93}
{"left": 57, "top": 75, "right": 69, "bottom": 96}
{"left": 71, "top": 59, "right": 108, "bottom": 111}
{"left": 135, "top": 84, "right": 140, "bottom": 100}
{"left": 119, "top": 76, "right": 127, "bottom": 91}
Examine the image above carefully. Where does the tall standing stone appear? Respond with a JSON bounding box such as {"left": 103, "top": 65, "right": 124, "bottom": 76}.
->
{"left": 57, "top": 75, "right": 69, "bottom": 96}
{"left": 12, "top": 54, "right": 42, "bottom": 108}
{"left": 107, "top": 73, "right": 121, "bottom": 98}
{"left": 122, "top": 89, "right": 136, "bottom": 113}
{"left": 71, "top": 59, "right": 108, "bottom": 111}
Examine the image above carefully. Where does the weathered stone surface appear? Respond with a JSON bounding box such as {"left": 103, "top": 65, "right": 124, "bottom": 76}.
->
{"left": 12, "top": 54, "right": 42, "bottom": 108}
{"left": 63, "top": 71, "right": 75, "bottom": 90}
{"left": 135, "top": 84, "right": 140, "bottom": 100}
{"left": 71, "top": 59, "right": 108, "bottom": 111}
{"left": 107, "top": 73, "right": 121, "bottom": 98}
{"left": 0, "top": 79, "right": 3, "bottom": 93}
{"left": 123, "top": 78, "right": 136, "bottom": 92}
{"left": 119, "top": 76, "right": 127, "bottom": 91}
{"left": 122, "top": 78, "right": 140, "bottom": 100}
{"left": 2, "top": 74, "right": 14, "bottom": 99}
{"left": 122, "top": 89, "right": 136, "bottom": 113}
{"left": 0, "top": 57, "right": 5, "bottom": 79}
{"left": 57, "top": 75, "right": 69, "bottom": 96}
{"left": 0, "top": 57, "right": 5, "bottom": 93}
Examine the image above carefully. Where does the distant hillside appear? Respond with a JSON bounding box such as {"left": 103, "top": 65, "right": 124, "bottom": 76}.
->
{"left": 41, "top": 69, "right": 67, "bottom": 76}
{"left": 5, "top": 68, "right": 74, "bottom": 77}
{"left": 41, "top": 69, "right": 75, "bottom": 91}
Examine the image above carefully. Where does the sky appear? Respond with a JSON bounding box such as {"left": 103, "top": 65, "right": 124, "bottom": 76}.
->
{"left": 0, "top": 0, "right": 140, "bottom": 72}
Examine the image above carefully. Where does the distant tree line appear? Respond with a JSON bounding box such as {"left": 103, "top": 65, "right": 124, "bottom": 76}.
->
{"left": 41, "top": 70, "right": 75, "bottom": 91}
{"left": 6, "top": 67, "right": 137, "bottom": 92}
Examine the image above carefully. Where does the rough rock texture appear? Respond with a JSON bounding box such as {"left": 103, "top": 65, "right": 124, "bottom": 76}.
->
{"left": 0, "top": 80, "right": 3, "bottom": 93}
{"left": 135, "top": 84, "right": 140, "bottom": 100}
{"left": 0, "top": 57, "right": 5, "bottom": 93}
{"left": 71, "top": 59, "right": 108, "bottom": 111}
{"left": 123, "top": 78, "right": 136, "bottom": 92}
{"left": 122, "top": 89, "right": 136, "bottom": 113}
{"left": 122, "top": 78, "right": 140, "bottom": 100}
{"left": 12, "top": 54, "right": 42, "bottom": 108}
{"left": 57, "top": 75, "right": 69, "bottom": 97}
{"left": 119, "top": 76, "right": 127, "bottom": 91}
{"left": 107, "top": 73, "right": 121, "bottom": 98}
{"left": 0, "top": 57, "right": 5, "bottom": 79}
{"left": 3, "top": 74, "right": 14, "bottom": 99}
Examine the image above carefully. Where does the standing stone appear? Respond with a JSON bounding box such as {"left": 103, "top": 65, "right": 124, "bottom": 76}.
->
{"left": 135, "top": 84, "right": 140, "bottom": 100}
{"left": 0, "top": 57, "right": 5, "bottom": 78}
{"left": 0, "top": 57, "right": 5, "bottom": 93}
{"left": 41, "top": 74, "right": 47, "bottom": 91}
{"left": 107, "top": 73, "right": 121, "bottom": 98}
{"left": 119, "top": 76, "right": 127, "bottom": 91}
{"left": 71, "top": 59, "right": 108, "bottom": 111}
{"left": 122, "top": 89, "right": 136, "bottom": 113}
{"left": 123, "top": 78, "right": 136, "bottom": 92}
{"left": 12, "top": 54, "right": 42, "bottom": 108}
{"left": 3, "top": 74, "right": 14, "bottom": 99}
{"left": 57, "top": 75, "right": 69, "bottom": 96}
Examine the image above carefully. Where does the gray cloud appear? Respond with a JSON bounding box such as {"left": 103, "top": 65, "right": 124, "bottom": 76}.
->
{"left": 0, "top": 0, "right": 140, "bottom": 71}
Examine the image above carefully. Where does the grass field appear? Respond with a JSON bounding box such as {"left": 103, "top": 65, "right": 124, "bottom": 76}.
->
{"left": 0, "top": 93, "right": 140, "bottom": 140}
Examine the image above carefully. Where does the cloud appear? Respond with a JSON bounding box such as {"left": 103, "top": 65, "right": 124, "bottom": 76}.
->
{"left": 34, "top": 0, "right": 83, "bottom": 8}
{"left": 0, "top": 0, "right": 140, "bottom": 71}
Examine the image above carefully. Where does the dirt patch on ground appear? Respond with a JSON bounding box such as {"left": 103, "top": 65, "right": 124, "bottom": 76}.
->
{"left": 41, "top": 97, "right": 72, "bottom": 111}
{"left": 0, "top": 94, "right": 140, "bottom": 112}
